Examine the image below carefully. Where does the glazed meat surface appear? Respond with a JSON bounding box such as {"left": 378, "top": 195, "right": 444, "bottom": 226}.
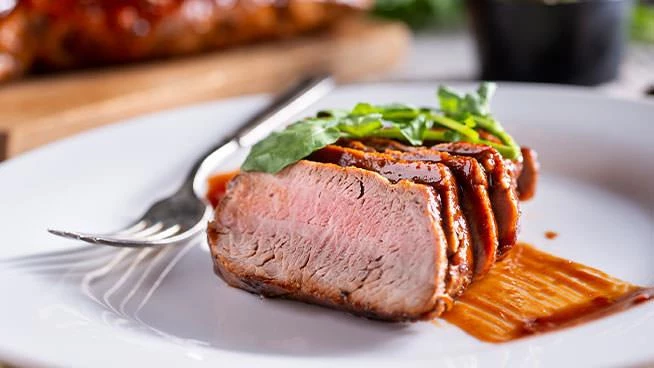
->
{"left": 355, "top": 138, "right": 523, "bottom": 259}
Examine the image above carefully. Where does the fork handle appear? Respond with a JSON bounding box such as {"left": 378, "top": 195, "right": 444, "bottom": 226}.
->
{"left": 186, "top": 73, "right": 335, "bottom": 192}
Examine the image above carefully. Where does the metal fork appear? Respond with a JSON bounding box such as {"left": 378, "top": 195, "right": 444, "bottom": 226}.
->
{"left": 48, "top": 74, "right": 334, "bottom": 247}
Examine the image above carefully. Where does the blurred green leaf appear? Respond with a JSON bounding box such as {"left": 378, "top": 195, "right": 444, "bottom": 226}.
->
{"left": 373, "top": 0, "right": 463, "bottom": 29}
{"left": 374, "top": 0, "right": 654, "bottom": 42}
{"left": 632, "top": 2, "right": 654, "bottom": 43}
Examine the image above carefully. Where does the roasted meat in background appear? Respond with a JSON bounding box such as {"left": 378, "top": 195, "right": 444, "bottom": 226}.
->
{"left": 0, "top": 0, "right": 371, "bottom": 81}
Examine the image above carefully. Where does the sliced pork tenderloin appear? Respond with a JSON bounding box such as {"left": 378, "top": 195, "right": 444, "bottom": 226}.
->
{"left": 208, "top": 160, "right": 452, "bottom": 321}
{"left": 310, "top": 145, "right": 475, "bottom": 300}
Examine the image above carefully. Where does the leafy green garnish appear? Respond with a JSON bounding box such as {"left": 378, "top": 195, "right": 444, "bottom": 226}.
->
{"left": 437, "top": 83, "right": 521, "bottom": 160}
{"left": 373, "top": 0, "right": 463, "bottom": 30}
{"left": 336, "top": 115, "right": 385, "bottom": 137}
{"left": 398, "top": 115, "right": 431, "bottom": 145}
{"left": 632, "top": 3, "right": 654, "bottom": 43}
{"left": 241, "top": 83, "right": 522, "bottom": 173}
{"left": 240, "top": 120, "right": 340, "bottom": 173}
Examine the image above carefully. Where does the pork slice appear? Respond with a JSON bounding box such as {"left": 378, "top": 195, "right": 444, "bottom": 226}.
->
{"left": 310, "top": 145, "right": 473, "bottom": 300}
{"left": 312, "top": 143, "right": 463, "bottom": 257}
{"left": 380, "top": 148, "right": 497, "bottom": 278}
{"left": 352, "top": 138, "right": 506, "bottom": 271}
{"left": 347, "top": 138, "right": 417, "bottom": 153}
{"left": 208, "top": 160, "right": 450, "bottom": 321}
{"left": 336, "top": 138, "right": 376, "bottom": 152}
{"left": 432, "top": 142, "right": 521, "bottom": 258}
{"left": 516, "top": 147, "right": 539, "bottom": 201}
{"left": 343, "top": 139, "right": 535, "bottom": 258}
{"left": 473, "top": 133, "right": 539, "bottom": 201}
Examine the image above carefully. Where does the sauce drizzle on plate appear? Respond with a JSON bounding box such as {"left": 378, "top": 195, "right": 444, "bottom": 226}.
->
{"left": 443, "top": 243, "right": 652, "bottom": 342}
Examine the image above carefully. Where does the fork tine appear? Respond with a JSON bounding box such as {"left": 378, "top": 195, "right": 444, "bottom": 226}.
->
{"left": 114, "top": 221, "right": 149, "bottom": 235}
{"left": 47, "top": 226, "right": 203, "bottom": 248}
{"left": 47, "top": 206, "right": 211, "bottom": 248}
{"left": 45, "top": 75, "right": 331, "bottom": 249}
{"left": 127, "top": 222, "right": 163, "bottom": 238}
{"left": 143, "top": 225, "right": 181, "bottom": 241}
{"left": 47, "top": 229, "right": 150, "bottom": 248}
{"left": 1, "top": 221, "right": 151, "bottom": 269}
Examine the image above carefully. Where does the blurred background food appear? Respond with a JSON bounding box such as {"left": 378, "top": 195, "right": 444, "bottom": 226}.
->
{"left": 1, "top": 0, "right": 653, "bottom": 83}
{"left": 0, "top": 1, "right": 408, "bottom": 160}
{"left": 0, "top": 0, "right": 372, "bottom": 81}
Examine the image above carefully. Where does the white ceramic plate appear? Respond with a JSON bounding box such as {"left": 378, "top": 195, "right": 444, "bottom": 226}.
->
{"left": 0, "top": 83, "right": 653, "bottom": 368}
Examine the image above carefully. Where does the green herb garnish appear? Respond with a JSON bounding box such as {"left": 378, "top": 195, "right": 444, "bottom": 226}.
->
{"left": 437, "top": 83, "right": 521, "bottom": 159}
{"left": 632, "top": 3, "right": 654, "bottom": 43}
{"left": 241, "top": 83, "right": 521, "bottom": 173}
{"left": 373, "top": 0, "right": 463, "bottom": 30}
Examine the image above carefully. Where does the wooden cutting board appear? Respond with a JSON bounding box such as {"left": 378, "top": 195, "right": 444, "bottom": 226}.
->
{"left": 0, "top": 17, "right": 410, "bottom": 160}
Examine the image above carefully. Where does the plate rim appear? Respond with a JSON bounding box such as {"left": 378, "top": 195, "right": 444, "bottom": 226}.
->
{"left": 1, "top": 81, "right": 653, "bottom": 367}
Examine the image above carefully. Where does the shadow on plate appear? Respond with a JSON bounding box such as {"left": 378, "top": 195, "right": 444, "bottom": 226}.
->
{"left": 4, "top": 242, "right": 410, "bottom": 357}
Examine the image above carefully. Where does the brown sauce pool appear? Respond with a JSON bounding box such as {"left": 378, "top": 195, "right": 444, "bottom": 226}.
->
{"left": 207, "top": 172, "right": 653, "bottom": 343}
{"left": 443, "top": 243, "right": 652, "bottom": 342}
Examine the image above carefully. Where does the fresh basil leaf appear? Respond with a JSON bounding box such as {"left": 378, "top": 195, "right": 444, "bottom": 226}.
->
{"left": 338, "top": 116, "right": 384, "bottom": 137}
{"left": 399, "top": 115, "right": 430, "bottom": 145}
{"left": 351, "top": 103, "right": 379, "bottom": 115}
{"left": 462, "top": 94, "right": 484, "bottom": 116}
{"left": 437, "top": 86, "right": 463, "bottom": 117}
{"left": 477, "top": 82, "right": 496, "bottom": 113}
{"left": 438, "top": 82, "right": 497, "bottom": 118}
{"left": 352, "top": 103, "right": 419, "bottom": 120}
{"left": 241, "top": 121, "right": 341, "bottom": 173}
{"left": 339, "top": 113, "right": 383, "bottom": 125}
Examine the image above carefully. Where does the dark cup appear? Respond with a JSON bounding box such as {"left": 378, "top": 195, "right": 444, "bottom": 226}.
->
{"left": 466, "top": 0, "right": 633, "bottom": 85}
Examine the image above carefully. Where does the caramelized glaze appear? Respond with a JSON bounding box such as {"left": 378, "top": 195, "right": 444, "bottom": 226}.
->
{"left": 443, "top": 243, "right": 650, "bottom": 342}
